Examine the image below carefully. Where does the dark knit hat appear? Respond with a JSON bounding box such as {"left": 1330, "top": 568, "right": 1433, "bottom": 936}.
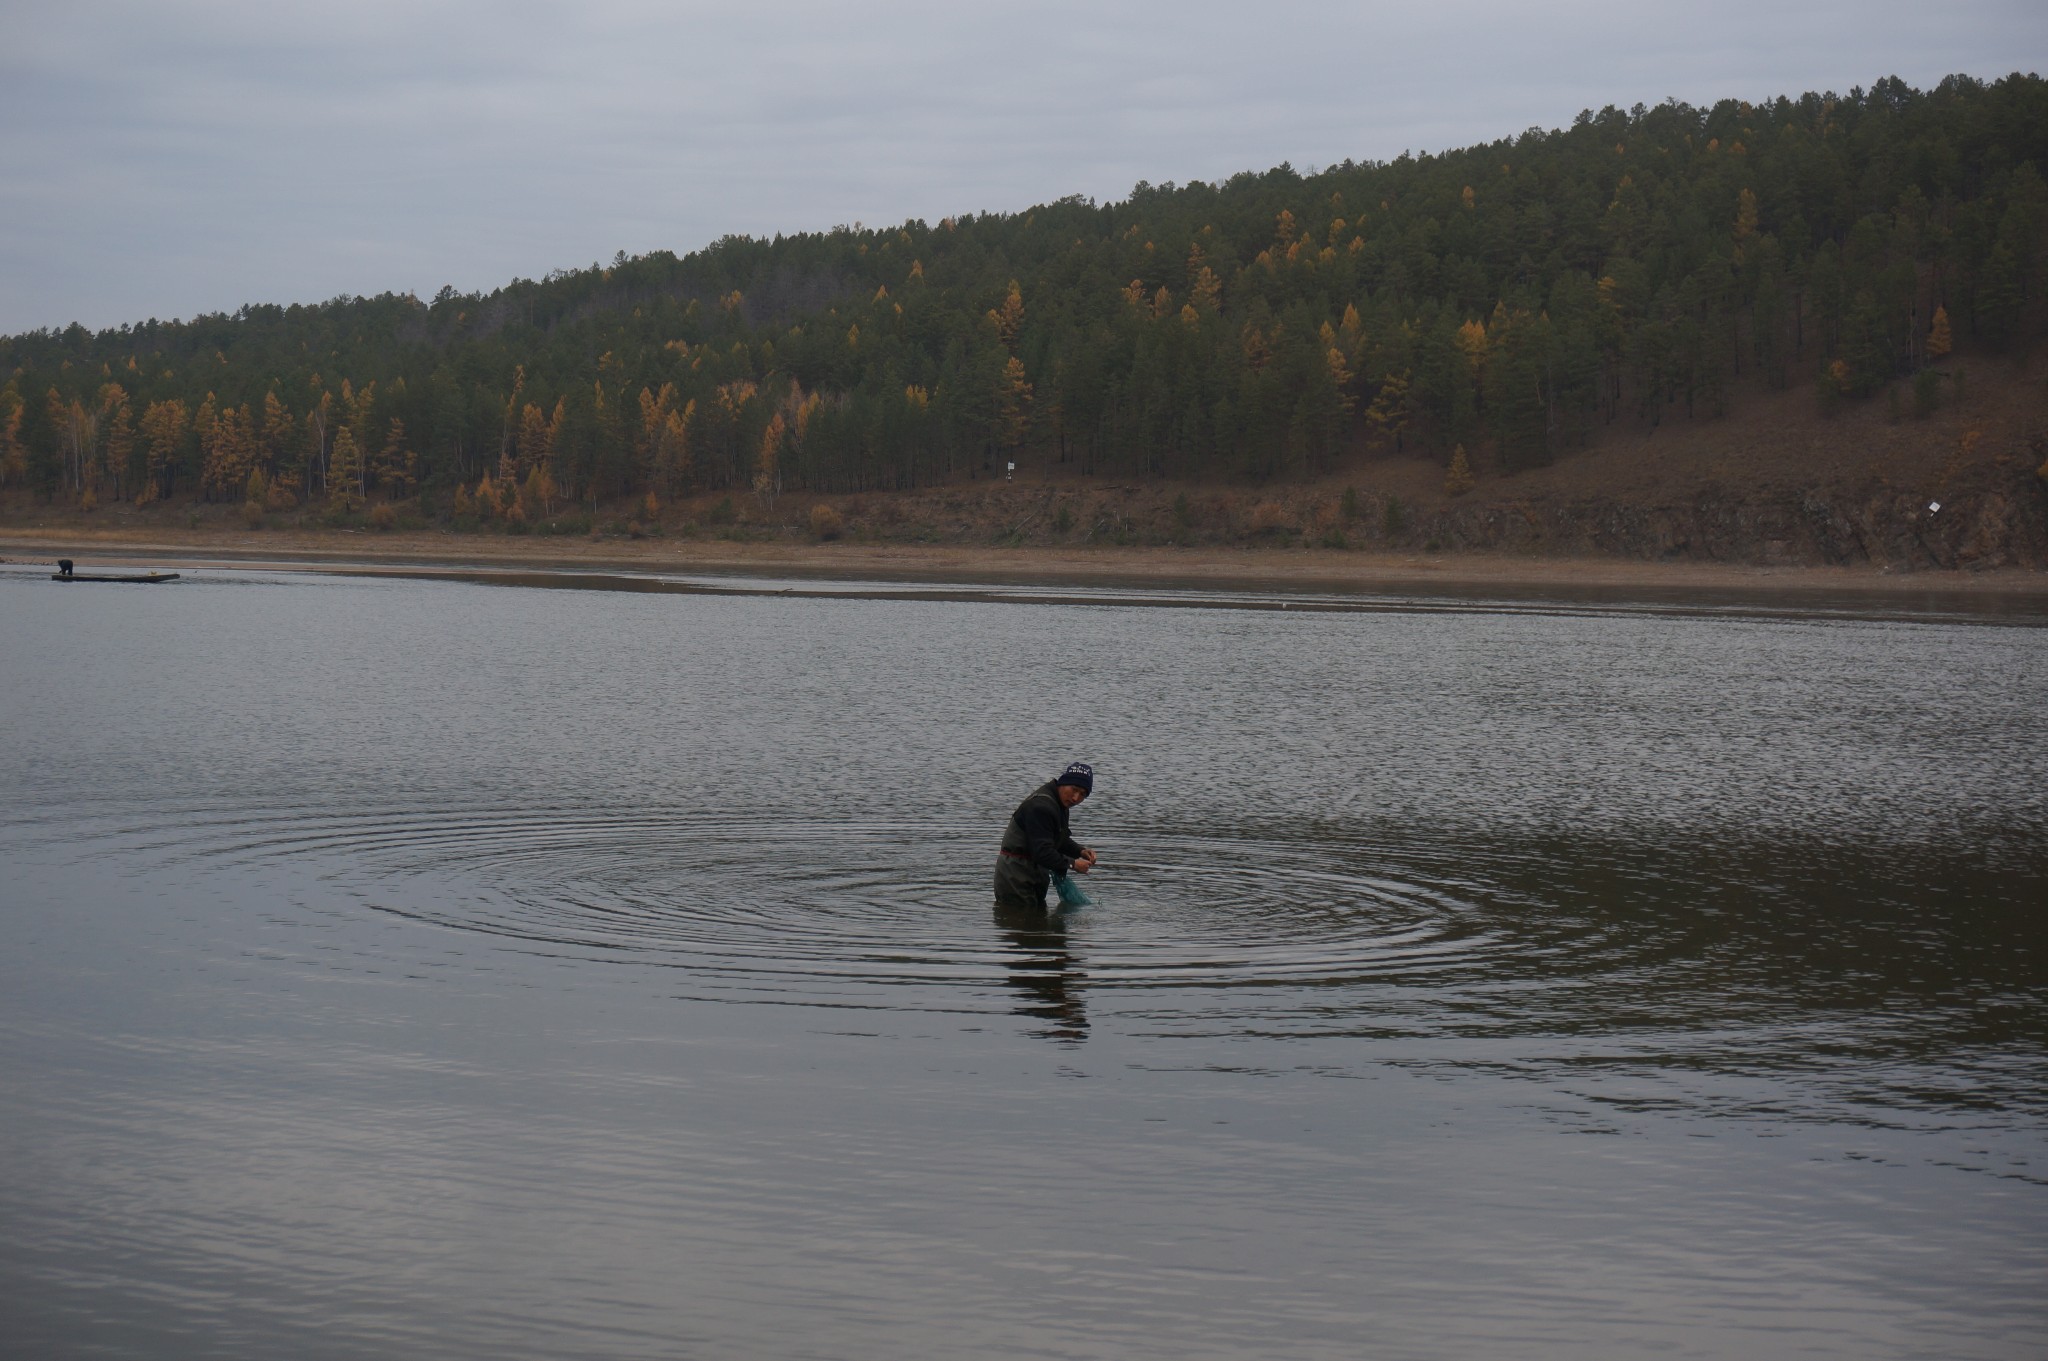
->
{"left": 1055, "top": 762, "right": 1094, "bottom": 792}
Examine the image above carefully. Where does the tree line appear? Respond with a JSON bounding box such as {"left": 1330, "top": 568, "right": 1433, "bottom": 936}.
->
{"left": 2, "top": 72, "right": 2043, "bottom": 520}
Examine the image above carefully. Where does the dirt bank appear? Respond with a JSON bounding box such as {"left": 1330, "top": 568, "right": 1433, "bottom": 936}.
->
{"left": 7, "top": 526, "right": 2047, "bottom": 608}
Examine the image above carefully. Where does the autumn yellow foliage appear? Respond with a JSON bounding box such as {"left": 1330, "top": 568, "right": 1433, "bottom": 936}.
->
{"left": 1444, "top": 444, "right": 1475, "bottom": 495}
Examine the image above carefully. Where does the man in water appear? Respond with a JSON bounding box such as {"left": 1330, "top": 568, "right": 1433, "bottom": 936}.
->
{"left": 995, "top": 762, "right": 1098, "bottom": 910}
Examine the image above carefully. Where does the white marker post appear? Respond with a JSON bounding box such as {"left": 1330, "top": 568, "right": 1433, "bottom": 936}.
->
{"left": 1007, "top": 461, "right": 1015, "bottom": 482}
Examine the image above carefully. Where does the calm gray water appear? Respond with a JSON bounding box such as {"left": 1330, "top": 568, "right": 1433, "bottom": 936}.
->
{"left": 2, "top": 562, "right": 2044, "bottom": 1361}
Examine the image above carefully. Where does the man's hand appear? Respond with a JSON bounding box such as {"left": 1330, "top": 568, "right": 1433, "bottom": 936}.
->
{"left": 1073, "top": 848, "right": 1097, "bottom": 874}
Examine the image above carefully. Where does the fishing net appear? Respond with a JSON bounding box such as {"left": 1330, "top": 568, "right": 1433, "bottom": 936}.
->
{"left": 1053, "top": 874, "right": 1093, "bottom": 908}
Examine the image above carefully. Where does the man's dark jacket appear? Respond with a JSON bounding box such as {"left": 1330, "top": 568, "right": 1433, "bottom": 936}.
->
{"left": 1001, "top": 781, "right": 1085, "bottom": 877}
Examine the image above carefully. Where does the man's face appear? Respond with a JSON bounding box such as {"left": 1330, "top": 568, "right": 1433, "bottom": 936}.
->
{"left": 1058, "top": 784, "right": 1088, "bottom": 808}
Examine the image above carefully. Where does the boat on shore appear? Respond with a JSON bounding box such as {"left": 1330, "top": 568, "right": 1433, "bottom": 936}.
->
{"left": 50, "top": 559, "right": 181, "bottom": 583}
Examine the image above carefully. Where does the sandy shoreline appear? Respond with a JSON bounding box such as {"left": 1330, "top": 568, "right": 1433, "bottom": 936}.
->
{"left": 5, "top": 526, "right": 2047, "bottom": 607}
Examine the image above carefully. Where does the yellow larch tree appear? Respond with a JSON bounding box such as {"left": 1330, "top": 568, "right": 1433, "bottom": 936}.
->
{"left": 472, "top": 468, "right": 501, "bottom": 519}
{"left": 98, "top": 384, "right": 134, "bottom": 502}
{"left": 200, "top": 402, "right": 258, "bottom": 502}
{"left": 1732, "top": 187, "right": 1759, "bottom": 261}
{"left": 520, "top": 461, "right": 556, "bottom": 519}
{"left": 327, "top": 427, "right": 364, "bottom": 510}
{"left": 987, "top": 280, "right": 1024, "bottom": 349}
{"left": 639, "top": 384, "right": 694, "bottom": 498}
{"left": 1325, "top": 346, "right": 1356, "bottom": 414}
{"left": 0, "top": 389, "right": 28, "bottom": 491}
{"left": 344, "top": 380, "right": 376, "bottom": 451}
{"left": 754, "top": 410, "right": 786, "bottom": 504}
{"left": 261, "top": 391, "right": 295, "bottom": 481}
{"left": 1928, "top": 306, "right": 1953, "bottom": 360}
{"left": 516, "top": 402, "right": 553, "bottom": 476}
{"left": 1444, "top": 444, "right": 1475, "bottom": 495}
{"left": 138, "top": 398, "right": 188, "bottom": 503}
{"left": 995, "top": 356, "right": 1032, "bottom": 450}
{"left": 1456, "top": 319, "right": 1490, "bottom": 379}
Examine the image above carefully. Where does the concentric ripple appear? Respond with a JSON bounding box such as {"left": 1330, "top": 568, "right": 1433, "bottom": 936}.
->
{"left": 25, "top": 794, "right": 2048, "bottom": 1131}
{"left": 47, "top": 801, "right": 1511, "bottom": 1009}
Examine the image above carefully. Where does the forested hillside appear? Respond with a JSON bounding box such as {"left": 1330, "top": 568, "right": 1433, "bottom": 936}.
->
{"left": 2, "top": 73, "right": 2044, "bottom": 528}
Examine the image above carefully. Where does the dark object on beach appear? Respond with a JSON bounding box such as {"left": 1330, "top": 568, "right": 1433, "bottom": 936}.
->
{"left": 50, "top": 561, "right": 180, "bottom": 583}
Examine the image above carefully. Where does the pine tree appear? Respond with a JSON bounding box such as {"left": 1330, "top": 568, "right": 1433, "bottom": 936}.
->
{"left": 1974, "top": 245, "right": 2022, "bottom": 346}
{"left": 1365, "top": 371, "right": 1411, "bottom": 452}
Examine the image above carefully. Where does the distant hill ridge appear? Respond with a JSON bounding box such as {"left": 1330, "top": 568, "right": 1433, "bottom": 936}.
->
{"left": 2, "top": 71, "right": 2045, "bottom": 539}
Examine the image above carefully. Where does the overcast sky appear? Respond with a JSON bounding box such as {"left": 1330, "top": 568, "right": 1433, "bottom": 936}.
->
{"left": 2, "top": 0, "right": 2041, "bottom": 334}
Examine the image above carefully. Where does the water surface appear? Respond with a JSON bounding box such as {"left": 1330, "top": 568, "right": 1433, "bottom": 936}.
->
{"left": 2, "top": 563, "right": 2043, "bottom": 1360}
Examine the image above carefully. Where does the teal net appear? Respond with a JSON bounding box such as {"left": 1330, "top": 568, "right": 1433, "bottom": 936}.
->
{"left": 1053, "top": 874, "right": 1093, "bottom": 908}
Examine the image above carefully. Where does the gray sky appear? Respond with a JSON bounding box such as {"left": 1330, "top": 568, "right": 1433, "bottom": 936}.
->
{"left": 3, "top": 0, "right": 2041, "bottom": 334}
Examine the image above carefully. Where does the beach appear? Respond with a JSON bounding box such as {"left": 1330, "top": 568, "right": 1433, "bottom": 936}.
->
{"left": 7, "top": 525, "right": 2046, "bottom": 602}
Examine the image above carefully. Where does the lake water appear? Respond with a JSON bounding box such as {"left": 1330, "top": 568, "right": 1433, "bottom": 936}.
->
{"left": 2, "top": 562, "right": 2044, "bottom": 1360}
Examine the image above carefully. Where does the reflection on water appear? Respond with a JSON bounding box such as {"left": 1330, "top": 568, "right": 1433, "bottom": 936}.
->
{"left": 1, "top": 562, "right": 2045, "bottom": 1359}
{"left": 993, "top": 903, "right": 1090, "bottom": 1043}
